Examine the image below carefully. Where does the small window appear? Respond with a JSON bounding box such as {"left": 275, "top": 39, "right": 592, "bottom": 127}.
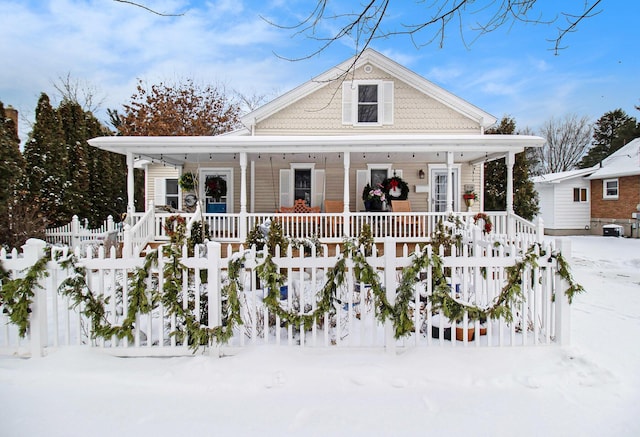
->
{"left": 573, "top": 187, "right": 588, "bottom": 202}
{"left": 165, "top": 179, "right": 179, "bottom": 209}
{"left": 603, "top": 179, "right": 618, "bottom": 199}
{"left": 294, "top": 168, "right": 312, "bottom": 205}
{"left": 370, "top": 168, "right": 388, "bottom": 188}
{"left": 358, "top": 84, "right": 378, "bottom": 123}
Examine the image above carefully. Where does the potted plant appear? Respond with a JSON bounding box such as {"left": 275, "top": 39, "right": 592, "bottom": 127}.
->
{"left": 463, "top": 190, "right": 477, "bottom": 208}
{"left": 363, "top": 184, "right": 387, "bottom": 211}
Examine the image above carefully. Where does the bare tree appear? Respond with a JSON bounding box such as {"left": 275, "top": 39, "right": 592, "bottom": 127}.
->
{"left": 266, "top": 0, "right": 603, "bottom": 64}
{"left": 535, "top": 114, "right": 593, "bottom": 174}
{"left": 52, "top": 73, "right": 105, "bottom": 114}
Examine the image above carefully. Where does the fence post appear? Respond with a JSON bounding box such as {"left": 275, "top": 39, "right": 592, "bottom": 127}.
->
{"left": 554, "top": 238, "right": 572, "bottom": 346}
{"left": 107, "top": 215, "right": 114, "bottom": 232}
{"left": 383, "top": 237, "right": 397, "bottom": 354}
{"left": 207, "top": 241, "right": 222, "bottom": 358}
{"left": 122, "top": 224, "right": 132, "bottom": 258}
{"left": 536, "top": 216, "right": 545, "bottom": 244}
{"left": 71, "top": 215, "right": 80, "bottom": 249}
{"left": 22, "top": 238, "right": 48, "bottom": 358}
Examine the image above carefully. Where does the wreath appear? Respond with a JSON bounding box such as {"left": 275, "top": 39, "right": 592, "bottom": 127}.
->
{"left": 473, "top": 213, "right": 493, "bottom": 233}
{"left": 382, "top": 176, "right": 409, "bottom": 200}
{"left": 179, "top": 172, "right": 197, "bottom": 191}
{"left": 205, "top": 176, "right": 227, "bottom": 201}
{"left": 164, "top": 215, "right": 187, "bottom": 244}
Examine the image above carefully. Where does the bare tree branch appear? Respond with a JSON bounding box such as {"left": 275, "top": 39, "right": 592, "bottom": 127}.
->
{"left": 268, "top": 0, "right": 604, "bottom": 63}
{"left": 113, "top": 0, "right": 184, "bottom": 17}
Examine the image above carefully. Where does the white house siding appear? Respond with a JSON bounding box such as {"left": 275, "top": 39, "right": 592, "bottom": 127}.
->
{"left": 146, "top": 163, "right": 180, "bottom": 211}
{"left": 254, "top": 64, "right": 481, "bottom": 135}
{"left": 536, "top": 179, "right": 591, "bottom": 234}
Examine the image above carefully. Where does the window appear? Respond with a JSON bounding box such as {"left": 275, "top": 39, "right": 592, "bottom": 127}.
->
{"left": 358, "top": 84, "right": 378, "bottom": 123}
{"left": 165, "top": 179, "right": 179, "bottom": 209}
{"left": 342, "top": 80, "right": 393, "bottom": 126}
{"left": 603, "top": 179, "right": 618, "bottom": 199}
{"left": 573, "top": 187, "right": 588, "bottom": 202}
{"left": 294, "top": 168, "right": 312, "bottom": 205}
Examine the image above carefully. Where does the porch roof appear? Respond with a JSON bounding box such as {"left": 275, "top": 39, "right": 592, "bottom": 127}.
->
{"left": 88, "top": 134, "right": 544, "bottom": 166}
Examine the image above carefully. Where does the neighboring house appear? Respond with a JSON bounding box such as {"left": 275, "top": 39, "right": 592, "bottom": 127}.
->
{"left": 533, "top": 168, "right": 595, "bottom": 235}
{"left": 534, "top": 137, "right": 640, "bottom": 237}
{"left": 587, "top": 137, "right": 640, "bottom": 236}
{"left": 88, "top": 49, "right": 544, "bottom": 243}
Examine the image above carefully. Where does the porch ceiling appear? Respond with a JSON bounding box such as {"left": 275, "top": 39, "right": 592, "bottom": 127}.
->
{"left": 88, "top": 134, "right": 544, "bottom": 166}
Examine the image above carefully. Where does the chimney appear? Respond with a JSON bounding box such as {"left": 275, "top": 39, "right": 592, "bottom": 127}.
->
{"left": 4, "top": 105, "right": 18, "bottom": 134}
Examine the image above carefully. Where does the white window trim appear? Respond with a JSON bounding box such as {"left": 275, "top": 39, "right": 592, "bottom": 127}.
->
{"left": 290, "top": 163, "right": 316, "bottom": 204}
{"left": 343, "top": 80, "right": 393, "bottom": 127}
{"left": 603, "top": 178, "right": 619, "bottom": 199}
{"left": 428, "top": 164, "right": 462, "bottom": 212}
{"left": 573, "top": 187, "right": 589, "bottom": 203}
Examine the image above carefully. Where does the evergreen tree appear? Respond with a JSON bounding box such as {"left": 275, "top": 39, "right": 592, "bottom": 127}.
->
{"left": 0, "top": 102, "right": 26, "bottom": 246}
{"left": 58, "top": 99, "right": 91, "bottom": 221}
{"left": 23, "top": 93, "right": 69, "bottom": 227}
{"left": 483, "top": 116, "right": 539, "bottom": 220}
{"left": 578, "top": 109, "right": 640, "bottom": 168}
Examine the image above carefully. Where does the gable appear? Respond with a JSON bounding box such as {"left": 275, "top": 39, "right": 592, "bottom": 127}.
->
{"left": 245, "top": 49, "right": 493, "bottom": 135}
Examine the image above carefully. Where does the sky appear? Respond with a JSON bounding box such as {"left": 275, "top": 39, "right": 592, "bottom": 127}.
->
{"left": 1, "top": 0, "right": 639, "bottom": 143}
{"left": 1, "top": 235, "right": 639, "bottom": 436}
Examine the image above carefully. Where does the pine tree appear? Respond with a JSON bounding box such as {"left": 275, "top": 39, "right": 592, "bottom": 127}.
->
{"left": 58, "top": 100, "right": 91, "bottom": 221}
{"left": 0, "top": 102, "right": 26, "bottom": 246}
{"left": 23, "top": 93, "right": 69, "bottom": 227}
{"left": 483, "top": 116, "right": 539, "bottom": 220}
{"left": 578, "top": 109, "right": 640, "bottom": 168}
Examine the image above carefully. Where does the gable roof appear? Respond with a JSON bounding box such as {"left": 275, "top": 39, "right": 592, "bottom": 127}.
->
{"left": 587, "top": 137, "right": 640, "bottom": 179}
{"left": 239, "top": 48, "right": 497, "bottom": 131}
{"left": 532, "top": 167, "right": 596, "bottom": 184}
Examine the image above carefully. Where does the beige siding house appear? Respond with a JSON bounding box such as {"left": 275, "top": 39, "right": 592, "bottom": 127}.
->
{"left": 89, "top": 49, "right": 544, "bottom": 243}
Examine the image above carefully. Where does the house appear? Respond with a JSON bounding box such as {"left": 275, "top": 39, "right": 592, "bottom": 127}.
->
{"left": 586, "top": 137, "right": 640, "bottom": 236}
{"left": 534, "top": 137, "right": 640, "bottom": 237}
{"left": 533, "top": 168, "right": 596, "bottom": 235}
{"left": 88, "top": 49, "right": 545, "bottom": 247}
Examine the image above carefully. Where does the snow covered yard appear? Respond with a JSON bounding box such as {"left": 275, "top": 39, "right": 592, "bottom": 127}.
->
{"left": 0, "top": 236, "right": 638, "bottom": 436}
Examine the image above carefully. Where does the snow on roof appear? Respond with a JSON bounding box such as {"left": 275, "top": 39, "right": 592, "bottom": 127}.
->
{"left": 532, "top": 167, "right": 596, "bottom": 184}
{"left": 587, "top": 137, "right": 640, "bottom": 179}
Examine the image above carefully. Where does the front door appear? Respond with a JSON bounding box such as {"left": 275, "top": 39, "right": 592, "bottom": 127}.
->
{"left": 431, "top": 168, "right": 458, "bottom": 212}
{"left": 201, "top": 169, "right": 233, "bottom": 213}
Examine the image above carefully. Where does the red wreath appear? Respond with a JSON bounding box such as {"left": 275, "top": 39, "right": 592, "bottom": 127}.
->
{"left": 473, "top": 213, "right": 493, "bottom": 233}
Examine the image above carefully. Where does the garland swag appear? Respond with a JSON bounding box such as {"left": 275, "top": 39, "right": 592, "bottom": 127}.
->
{"left": 0, "top": 223, "right": 585, "bottom": 351}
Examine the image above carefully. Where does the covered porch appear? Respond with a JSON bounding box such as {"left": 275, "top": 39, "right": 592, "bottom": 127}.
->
{"left": 87, "top": 134, "right": 544, "bottom": 253}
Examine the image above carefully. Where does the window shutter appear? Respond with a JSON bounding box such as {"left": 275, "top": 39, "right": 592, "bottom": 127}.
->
{"left": 279, "top": 169, "right": 292, "bottom": 208}
{"left": 154, "top": 178, "right": 165, "bottom": 207}
{"left": 342, "top": 82, "right": 354, "bottom": 125}
{"left": 313, "top": 169, "right": 325, "bottom": 208}
{"left": 356, "top": 169, "right": 368, "bottom": 212}
{"left": 382, "top": 81, "right": 394, "bottom": 125}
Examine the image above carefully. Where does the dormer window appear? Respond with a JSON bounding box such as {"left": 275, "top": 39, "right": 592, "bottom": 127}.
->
{"left": 342, "top": 80, "right": 394, "bottom": 126}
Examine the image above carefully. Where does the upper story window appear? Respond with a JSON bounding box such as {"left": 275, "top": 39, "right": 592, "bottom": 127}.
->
{"left": 358, "top": 84, "right": 378, "bottom": 123}
{"left": 573, "top": 187, "right": 588, "bottom": 202}
{"left": 342, "top": 80, "right": 394, "bottom": 126}
{"left": 603, "top": 178, "right": 618, "bottom": 199}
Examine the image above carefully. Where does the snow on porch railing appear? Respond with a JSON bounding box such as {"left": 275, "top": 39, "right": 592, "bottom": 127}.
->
{"left": 0, "top": 234, "right": 575, "bottom": 357}
{"left": 44, "top": 215, "right": 120, "bottom": 250}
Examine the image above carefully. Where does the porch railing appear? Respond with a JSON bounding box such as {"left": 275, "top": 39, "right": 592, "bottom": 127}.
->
{"left": 47, "top": 209, "right": 543, "bottom": 252}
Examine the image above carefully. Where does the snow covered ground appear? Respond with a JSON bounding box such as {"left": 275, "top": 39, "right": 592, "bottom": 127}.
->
{"left": 0, "top": 236, "right": 638, "bottom": 436}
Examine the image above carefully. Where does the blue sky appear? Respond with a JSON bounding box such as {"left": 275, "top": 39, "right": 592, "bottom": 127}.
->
{"left": 1, "top": 0, "right": 638, "bottom": 142}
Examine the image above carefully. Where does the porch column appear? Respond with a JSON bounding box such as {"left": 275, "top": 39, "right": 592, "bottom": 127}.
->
{"left": 446, "top": 152, "right": 454, "bottom": 213}
{"left": 126, "top": 152, "right": 135, "bottom": 216}
{"left": 506, "top": 151, "right": 515, "bottom": 236}
{"left": 343, "top": 152, "right": 351, "bottom": 237}
{"left": 239, "top": 152, "right": 248, "bottom": 241}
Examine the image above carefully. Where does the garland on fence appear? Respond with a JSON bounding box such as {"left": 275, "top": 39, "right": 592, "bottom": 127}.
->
{"left": 0, "top": 221, "right": 586, "bottom": 350}
{"left": 0, "top": 250, "right": 50, "bottom": 337}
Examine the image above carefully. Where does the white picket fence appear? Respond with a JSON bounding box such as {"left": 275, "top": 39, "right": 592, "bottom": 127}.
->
{"left": 0, "top": 233, "right": 573, "bottom": 358}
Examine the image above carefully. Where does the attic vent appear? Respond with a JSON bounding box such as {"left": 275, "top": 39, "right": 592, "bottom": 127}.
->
{"left": 363, "top": 64, "right": 373, "bottom": 74}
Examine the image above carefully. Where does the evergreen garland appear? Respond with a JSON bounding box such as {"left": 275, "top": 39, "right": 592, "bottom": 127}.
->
{"left": 0, "top": 223, "right": 586, "bottom": 350}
